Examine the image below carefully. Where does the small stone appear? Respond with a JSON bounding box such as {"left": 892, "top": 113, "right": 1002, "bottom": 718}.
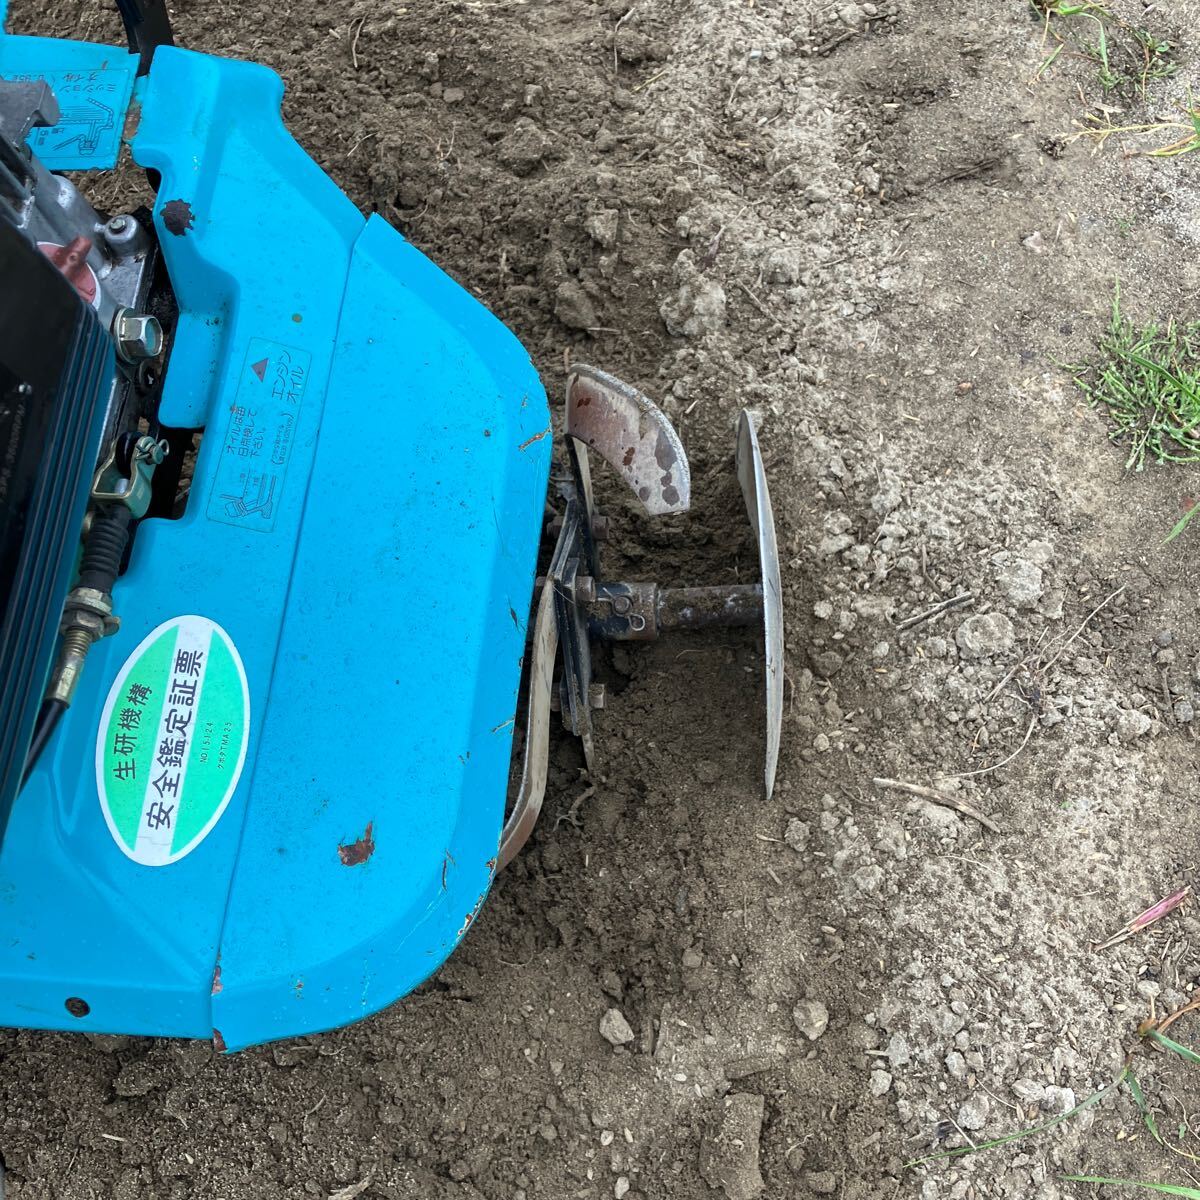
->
{"left": 805, "top": 1171, "right": 837, "bottom": 1195}
{"left": 793, "top": 999, "right": 830, "bottom": 1041}
{"left": 813, "top": 600, "right": 834, "bottom": 620}
{"left": 442, "top": 87, "right": 465, "bottom": 103}
{"left": 957, "top": 1093, "right": 990, "bottom": 1131}
{"left": 1022, "top": 230, "right": 1047, "bottom": 254}
{"left": 1174, "top": 700, "right": 1194, "bottom": 724}
{"left": 1115, "top": 710, "right": 1152, "bottom": 741}
{"left": 1042, "top": 1086, "right": 1076, "bottom": 1115}
{"left": 809, "top": 649, "right": 844, "bottom": 678}
{"left": 600, "top": 1008, "right": 635, "bottom": 1047}
{"left": 699, "top": 1093, "right": 766, "bottom": 1200}
{"left": 586, "top": 209, "right": 620, "bottom": 249}
{"left": 784, "top": 818, "right": 811, "bottom": 854}
{"left": 956, "top": 612, "right": 1015, "bottom": 659}
{"left": 615, "top": 1177, "right": 631, "bottom": 1199}
{"left": 1011, "top": 1078, "right": 1046, "bottom": 1106}
{"left": 869, "top": 1069, "right": 892, "bottom": 1097}
{"left": 944, "top": 1051, "right": 966, "bottom": 1079}
{"left": 554, "top": 281, "right": 598, "bottom": 331}
{"left": 1026, "top": 540, "right": 1054, "bottom": 566}
{"left": 886, "top": 1032, "right": 911, "bottom": 1068}
{"left": 1155, "top": 629, "right": 1175, "bottom": 647}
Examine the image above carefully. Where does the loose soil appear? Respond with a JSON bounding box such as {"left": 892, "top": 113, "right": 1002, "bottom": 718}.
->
{"left": 5, "top": 1, "right": 1200, "bottom": 1198}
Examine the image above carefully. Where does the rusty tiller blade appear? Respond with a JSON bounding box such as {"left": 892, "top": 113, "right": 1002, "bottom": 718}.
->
{"left": 566, "top": 364, "right": 691, "bottom": 516}
{"left": 736, "top": 411, "right": 784, "bottom": 800}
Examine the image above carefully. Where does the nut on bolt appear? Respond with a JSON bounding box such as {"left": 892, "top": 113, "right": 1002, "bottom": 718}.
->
{"left": 112, "top": 308, "right": 164, "bottom": 363}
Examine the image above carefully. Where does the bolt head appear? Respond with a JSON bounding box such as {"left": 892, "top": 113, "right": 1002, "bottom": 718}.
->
{"left": 113, "top": 310, "right": 164, "bottom": 362}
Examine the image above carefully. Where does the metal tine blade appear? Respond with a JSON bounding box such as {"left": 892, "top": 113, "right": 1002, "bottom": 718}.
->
{"left": 736, "top": 411, "right": 784, "bottom": 800}
{"left": 565, "top": 364, "right": 691, "bottom": 516}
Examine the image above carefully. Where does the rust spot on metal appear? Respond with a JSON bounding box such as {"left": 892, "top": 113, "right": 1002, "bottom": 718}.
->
{"left": 654, "top": 428, "right": 678, "bottom": 472}
{"left": 485, "top": 857, "right": 497, "bottom": 874}
{"left": 518, "top": 426, "right": 551, "bottom": 451}
{"left": 212, "top": 1028, "right": 227, "bottom": 1054}
{"left": 622, "top": 446, "right": 635, "bottom": 466}
{"left": 441, "top": 849, "right": 455, "bottom": 891}
{"left": 211, "top": 963, "right": 223, "bottom": 995}
{"left": 161, "top": 199, "right": 194, "bottom": 236}
{"left": 338, "top": 821, "right": 375, "bottom": 866}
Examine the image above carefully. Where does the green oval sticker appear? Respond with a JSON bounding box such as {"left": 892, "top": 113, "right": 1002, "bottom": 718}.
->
{"left": 96, "top": 615, "right": 250, "bottom": 866}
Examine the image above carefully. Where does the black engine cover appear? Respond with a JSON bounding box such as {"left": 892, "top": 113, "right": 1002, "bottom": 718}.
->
{"left": 0, "top": 220, "right": 114, "bottom": 823}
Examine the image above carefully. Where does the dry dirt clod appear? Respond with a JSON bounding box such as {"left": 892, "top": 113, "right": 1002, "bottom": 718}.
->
{"left": 555, "top": 280, "right": 599, "bottom": 331}
{"left": 660, "top": 250, "right": 726, "bottom": 337}
{"left": 698, "top": 1093, "right": 766, "bottom": 1200}
{"left": 496, "top": 116, "right": 550, "bottom": 175}
{"left": 955, "top": 612, "right": 1015, "bottom": 658}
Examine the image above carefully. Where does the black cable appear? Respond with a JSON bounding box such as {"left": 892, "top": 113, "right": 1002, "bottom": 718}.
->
{"left": 21, "top": 699, "right": 67, "bottom": 786}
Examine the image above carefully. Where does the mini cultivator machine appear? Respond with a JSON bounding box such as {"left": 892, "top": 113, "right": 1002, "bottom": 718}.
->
{"left": 0, "top": 3, "right": 783, "bottom": 1050}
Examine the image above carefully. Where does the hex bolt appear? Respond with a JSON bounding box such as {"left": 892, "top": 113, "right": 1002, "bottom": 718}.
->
{"left": 112, "top": 308, "right": 164, "bottom": 363}
{"left": 575, "top": 575, "right": 596, "bottom": 605}
{"left": 102, "top": 213, "right": 143, "bottom": 254}
{"left": 588, "top": 683, "right": 607, "bottom": 710}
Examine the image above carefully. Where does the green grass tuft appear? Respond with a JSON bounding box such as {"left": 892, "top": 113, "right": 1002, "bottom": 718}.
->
{"left": 1061, "top": 1178, "right": 1200, "bottom": 1198}
{"left": 1072, "top": 287, "right": 1200, "bottom": 473}
{"left": 1032, "top": 1, "right": 1178, "bottom": 98}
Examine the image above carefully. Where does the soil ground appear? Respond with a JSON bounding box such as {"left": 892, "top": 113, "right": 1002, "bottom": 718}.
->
{"left": 5, "top": 1, "right": 1200, "bottom": 1198}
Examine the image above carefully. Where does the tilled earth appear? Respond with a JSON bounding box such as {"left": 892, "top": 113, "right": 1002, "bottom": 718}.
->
{"left": 5, "top": 1, "right": 1200, "bottom": 1198}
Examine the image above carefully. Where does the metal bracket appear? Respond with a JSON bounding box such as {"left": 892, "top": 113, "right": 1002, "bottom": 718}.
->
{"left": 497, "top": 581, "right": 559, "bottom": 870}
{"left": 91, "top": 432, "right": 168, "bottom": 518}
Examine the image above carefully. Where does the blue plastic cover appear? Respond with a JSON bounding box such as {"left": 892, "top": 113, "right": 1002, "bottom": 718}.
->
{"left": 0, "top": 37, "right": 550, "bottom": 1049}
{"left": 0, "top": 33, "right": 138, "bottom": 169}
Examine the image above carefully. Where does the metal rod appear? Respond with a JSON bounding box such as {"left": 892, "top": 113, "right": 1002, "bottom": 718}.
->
{"left": 655, "top": 585, "right": 764, "bottom": 632}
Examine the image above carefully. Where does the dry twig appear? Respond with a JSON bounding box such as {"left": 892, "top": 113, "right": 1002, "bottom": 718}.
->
{"left": 872, "top": 778, "right": 1002, "bottom": 834}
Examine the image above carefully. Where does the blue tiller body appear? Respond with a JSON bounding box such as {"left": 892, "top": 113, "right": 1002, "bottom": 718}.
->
{"left": 0, "top": 6, "right": 782, "bottom": 1053}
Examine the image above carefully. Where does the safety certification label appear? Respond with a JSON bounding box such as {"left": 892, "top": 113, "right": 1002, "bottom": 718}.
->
{"left": 96, "top": 616, "right": 250, "bottom": 867}
{"left": 8, "top": 67, "right": 134, "bottom": 171}
{"left": 207, "top": 338, "right": 310, "bottom": 533}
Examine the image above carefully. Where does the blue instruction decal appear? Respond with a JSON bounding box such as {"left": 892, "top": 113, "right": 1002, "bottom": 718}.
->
{"left": 9, "top": 66, "right": 134, "bottom": 170}
{"left": 207, "top": 339, "right": 310, "bottom": 534}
